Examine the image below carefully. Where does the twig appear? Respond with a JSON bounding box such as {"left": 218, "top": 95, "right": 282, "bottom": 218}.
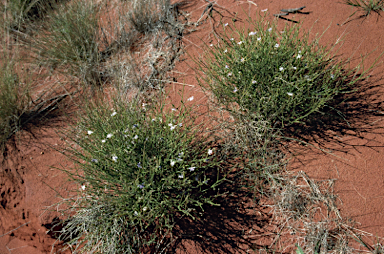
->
{"left": 0, "top": 222, "right": 30, "bottom": 238}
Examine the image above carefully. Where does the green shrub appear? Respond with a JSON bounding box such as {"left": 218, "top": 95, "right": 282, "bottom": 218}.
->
{"left": 197, "top": 16, "right": 361, "bottom": 129}
{"left": 58, "top": 95, "right": 224, "bottom": 253}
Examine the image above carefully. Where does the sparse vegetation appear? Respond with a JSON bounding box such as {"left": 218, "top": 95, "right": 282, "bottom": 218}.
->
{"left": 0, "top": 55, "right": 31, "bottom": 152}
{"left": 344, "top": 0, "right": 384, "bottom": 17}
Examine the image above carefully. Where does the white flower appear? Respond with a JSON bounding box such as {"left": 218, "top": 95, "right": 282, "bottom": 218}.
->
{"left": 224, "top": 23, "right": 228, "bottom": 26}
{"left": 134, "top": 211, "right": 138, "bottom": 216}
{"left": 261, "top": 8, "right": 268, "bottom": 12}
{"left": 225, "top": 65, "right": 229, "bottom": 69}
{"left": 170, "top": 160, "right": 176, "bottom": 167}
{"left": 178, "top": 174, "right": 184, "bottom": 179}
{"left": 257, "top": 37, "right": 261, "bottom": 41}
{"left": 331, "top": 74, "right": 335, "bottom": 79}
{"left": 287, "top": 92, "right": 293, "bottom": 96}
{"left": 142, "top": 103, "right": 147, "bottom": 108}
{"left": 279, "top": 67, "right": 284, "bottom": 72}
{"left": 112, "top": 155, "right": 118, "bottom": 162}
{"left": 189, "top": 167, "right": 196, "bottom": 172}
{"left": 210, "top": 44, "right": 213, "bottom": 47}
{"left": 224, "top": 49, "right": 228, "bottom": 53}
{"left": 170, "top": 125, "right": 176, "bottom": 130}
{"left": 133, "top": 135, "right": 138, "bottom": 139}
{"left": 87, "top": 130, "right": 93, "bottom": 135}
{"left": 296, "top": 54, "right": 302, "bottom": 59}
{"left": 268, "top": 27, "right": 272, "bottom": 32}
{"left": 293, "top": 67, "right": 297, "bottom": 70}
{"left": 249, "top": 31, "right": 257, "bottom": 36}
{"left": 143, "top": 207, "right": 148, "bottom": 212}
{"left": 152, "top": 118, "right": 156, "bottom": 122}
{"left": 111, "top": 111, "right": 117, "bottom": 117}
{"left": 172, "top": 108, "right": 177, "bottom": 111}
{"left": 275, "top": 43, "right": 279, "bottom": 48}
{"left": 230, "top": 38, "right": 234, "bottom": 41}
{"left": 178, "top": 123, "right": 183, "bottom": 127}
{"left": 81, "top": 185, "right": 86, "bottom": 191}
{"left": 237, "top": 41, "right": 243, "bottom": 45}
{"left": 252, "top": 80, "right": 257, "bottom": 84}
{"left": 233, "top": 87, "right": 238, "bottom": 93}
{"left": 227, "top": 72, "right": 232, "bottom": 77}
{"left": 187, "top": 96, "right": 194, "bottom": 102}
{"left": 101, "top": 139, "right": 106, "bottom": 143}
{"left": 208, "top": 149, "right": 213, "bottom": 155}
{"left": 240, "top": 58, "right": 245, "bottom": 63}
{"left": 106, "top": 133, "right": 113, "bottom": 139}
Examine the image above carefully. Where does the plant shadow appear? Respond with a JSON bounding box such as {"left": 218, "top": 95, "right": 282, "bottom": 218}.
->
{"left": 283, "top": 68, "right": 384, "bottom": 155}
{"left": 169, "top": 172, "right": 280, "bottom": 254}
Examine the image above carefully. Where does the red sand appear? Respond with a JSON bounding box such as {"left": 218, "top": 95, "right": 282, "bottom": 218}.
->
{"left": 1, "top": 0, "right": 384, "bottom": 253}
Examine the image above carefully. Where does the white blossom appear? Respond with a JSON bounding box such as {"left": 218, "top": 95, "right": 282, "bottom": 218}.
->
{"left": 87, "top": 130, "right": 94, "bottom": 135}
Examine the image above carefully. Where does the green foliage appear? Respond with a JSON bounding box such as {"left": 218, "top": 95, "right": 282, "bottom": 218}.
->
{"left": 1, "top": 0, "right": 58, "bottom": 31}
{"left": 344, "top": 0, "right": 384, "bottom": 17}
{"left": 59, "top": 95, "right": 224, "bottom": 253}
{"left": 197, "top": 16, "right": 360, "bottom": 129}
{"left": 32, "top": 0, "right": 103, "bottom": 87}
{"left": 0, "top": 57, "right": 30, "bottom": 150}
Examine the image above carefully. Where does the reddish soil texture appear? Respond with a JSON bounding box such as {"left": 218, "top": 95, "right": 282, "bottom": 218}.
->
{"left": 2, "top": 0, "right": 384, "bottom": 253}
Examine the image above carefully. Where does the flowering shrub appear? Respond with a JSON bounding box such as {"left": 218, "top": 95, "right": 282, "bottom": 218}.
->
{"left": 59, "top": 97, "right": 223, "bottom": 253}
{"left": 198, "top": 16, "right": 361, "bottom": 128}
